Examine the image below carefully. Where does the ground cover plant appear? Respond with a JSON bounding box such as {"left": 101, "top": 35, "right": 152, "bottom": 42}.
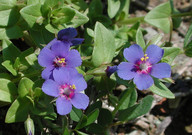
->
{"left": 0, "top": 0, "right": 192, "bottom": 134}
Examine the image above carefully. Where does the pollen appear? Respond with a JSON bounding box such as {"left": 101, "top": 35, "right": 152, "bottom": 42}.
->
{"left": 141, "top": 57, "right": 145, "bottom": 61}
{"left": 141, "top": 54, "right": 149, "bottom": 61}
{"left": 70, "top": 84, "right": 76, "bottom": 89}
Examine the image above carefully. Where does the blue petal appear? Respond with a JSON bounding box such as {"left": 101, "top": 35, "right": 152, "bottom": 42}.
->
{"left": 71, "top": 93, "right": 89, "bottom": 110}
{"left": 41, "top": 67, "right": 54, "bottom": 80}
{"left": 45, "top": 38, "right": 57, "bottom": 48}
{"left": 51, "top": 40, "right": 70, "bottom": 57}
{"left": 106, "top": 66, "right": 117, "bottom": 77}
{"left": 42, "top": 79, "right": 59, "bottom": 97}
{"left": 145, "top": 45, "right": 164, "bottom": 64}
{"left": 57, "top": 28, "right": 77, "bottom": 40}
{"left": 71, "top": 38, "right": 84, "bottom": 46}
{"left": 123, "top": 44, "right": 144, "bottom": 63}
{"left": 69, "top": 73, "right": 87, "bottom": 92}
{"left": 117, "top": 62, "right": 137, "bottom": 80}
{"left": 151, "top": 63, "right": 171, "bottom": 79}
{"left": 56, "top": 97, "right": 72, "bottom": 115}
{"left": 133, "top": 74, "right": 154, "bottom": 90}
{"left": 65, "top": 49, "right": 82, "bottom": 68}
{"left": 38, "top": 47, "right": 55, "bottom": 67}
{"left": 53, "top": 68, "right": 79, "bottom": 85}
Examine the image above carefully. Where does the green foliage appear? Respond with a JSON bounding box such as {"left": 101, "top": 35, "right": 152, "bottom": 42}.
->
{"left": 18, "top": 77, "right": 34, "bottom": 98}
{"left": 70, "top": 107, "right": 83, "bottom": 122}
{"left": 5, "top": 97, "right": 32, "bottom": 123}
{"left": 92, "top": 22, "right": 116, "bottom": 67}
{"left": 107, "top": 0, "right": 121, "bottom": 19}
{"left": 184, "top": 24, "right": 192, "bottom": 57}
{"left": 149, "top": 78, "right": 175, "bottom": 99}
{"left": 0, "top": 78, "right": 17, "bottom": 103}
{"left": 144, "top": 2, "right": 171, "bottom": 33}
{"left": 136, "top": 28, "right": 145, "bottom": 49}
{"left": 161, "top": 47, "right": 181, "bottom": 64}
{"left": 118, "top": 95, "right": 154, "bottom": 121}
{"left": 0, "top": 0, "right": 183, "bottom": 134}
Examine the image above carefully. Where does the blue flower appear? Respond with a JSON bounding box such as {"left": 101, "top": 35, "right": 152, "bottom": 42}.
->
{"left": 117, "top": 44, "right": 171, "bottom": 90}
{"left": 47, "top": 28, "right": 84, "bottom": 48}
{"left": 42, "top": 68, "right": 89, "bottom": 115}
{"left": 38, "top": 40, "right": 82, "bottom": 79}
{"left": 106, "top": 66, "right": 117, "bottom": 77}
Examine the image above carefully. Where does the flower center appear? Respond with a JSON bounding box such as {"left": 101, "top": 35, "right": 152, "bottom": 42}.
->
{"left": 59, "top": 84, "right": 76, "bottom": 100}
{"left": 139, "top": 63, "right": 148, "bottom": 70}
{"left": 53, "top": 57, "right": 66, "bottom": 67}
{"left": 134, "top": 54, "right": 152, "bottom": 74}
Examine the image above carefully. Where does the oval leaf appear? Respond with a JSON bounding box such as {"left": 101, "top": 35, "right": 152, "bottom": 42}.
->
{"left": 149, "top": 78, "right": 175, "bottom": 99}
{"left": 92, "top": 22, "right": 116, "bottom": 67}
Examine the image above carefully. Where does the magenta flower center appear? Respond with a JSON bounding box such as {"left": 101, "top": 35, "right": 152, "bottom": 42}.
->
{"left": 59, "top": 84, "right": 76, "bottom": 100}
{"left": 53, "top": 57, "right": 66, "bottom": 67}
{"left": 135, "top": 54, "right": 152, "bottom": 74}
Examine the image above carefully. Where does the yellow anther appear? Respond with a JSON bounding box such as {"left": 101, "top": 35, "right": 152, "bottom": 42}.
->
{"left": 141, "top": 57, "right": 144, "bottom": 61}
{"left": 72, "top": 84, "right": 76, "bottom": 89}
{"left": 144, "top": 57, "right": 149, "bottom": 61}
{"left": 144, "top": 54, "right": 147, "bottom": 57}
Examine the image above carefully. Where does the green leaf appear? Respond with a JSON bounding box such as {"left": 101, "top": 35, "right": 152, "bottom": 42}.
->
{"left": 144, "top": 2, "right": 171, "bottom": 33}
{"left": 25, "top": 53, "right": 38, "bottom": 66}
{"left": 20, "top": 3, "right": 43, "bottom": 30}
{"left": 2, "top": 60, "right": 17, "bottom": 76}
{"left": 29, "top": 28, "right": 54, "bottom": 48}
{"left": 2, "top": 40, "right": 21, "bottom": 61}
{"left": 98, "top": 108, "right": 112, "bottom": 126}
{"left": 86, "top": 101, "right": 102, "bottom": 114}
{"left": 75, "top": 114, "right": 87, "bottom": 130}
{"left": 18, "top": 77, "right": 34, "bottom": 98}
{"left": 92, "top": 22, "right": 116, "bottom": 67}
{"left": 136, "top": 28, "right": 145, "bottom": 49}
{"left": 5, "top": 97, "right": 31, "bottom": 123}
{"left": 0, "top": 78, "right": 17, "bottom": 103}
{"left": 86, "top": 123, "right": 105, "bottom": 134}
{"left": 86, "top": 28, "right": 94, "bottom": 37}
{"left": 184, "top": 24, "right": 192, "bottom": 48}
{"left": 51, "top": 7, "right": 75, "bottom": 25}
{"left": 70, "top": 107, "right": 82, "bottom": 122}
{"left": 119, "top": 88, "right": 137, "bottom": 110}
{"left": 183, "top": 24, "right": 192, "bottom": 57}
{"left": 119, "top": 95, "right": 154, "bottom": 121}
{"left": 88, "top": 0, "right": 103, "bottom": 17}
{"left": 0, "top": 0, "right": 20, "bottom": 27}
{"left": 149, "top": 78, "right": 175, "bottom": 99}
{"left": 147, "top": 33, "right": 163, "bottom": 46}
{"left": 76, "top": 131, "right": 89, "bottom": 135}
{"left": 86, "top": 109, "right": 99, "bottom": 126}
{"left": 0, "top": 25, "right": 23, "bottom": 40}
{"left": 107, "top": 0, "right": 120, "bottom": 18}
{"left": 161, "top": 47, "right": 180, "bottom": 64}
{"left": 65, "top": 9, "right": 89, "bottom": 28}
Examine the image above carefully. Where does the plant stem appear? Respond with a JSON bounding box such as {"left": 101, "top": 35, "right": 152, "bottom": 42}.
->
{"left": 117, "top": 16, "right": 145, "bottom": 25}
{"left": 171, "top": 11, "right": 192, "bottom": 18}
{"left": 117, "top": 11, "right": 192, "bottom": 25}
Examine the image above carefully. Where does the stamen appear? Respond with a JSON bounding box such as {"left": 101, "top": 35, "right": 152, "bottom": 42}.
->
{"left": 141, "top": 57, "right": 145, "bottom": 61}
{"left": 59, "top": 84, "right": 76, "bottom": 100}
{"left": 140, "top": 54, "right": 149, "bottom": 62}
